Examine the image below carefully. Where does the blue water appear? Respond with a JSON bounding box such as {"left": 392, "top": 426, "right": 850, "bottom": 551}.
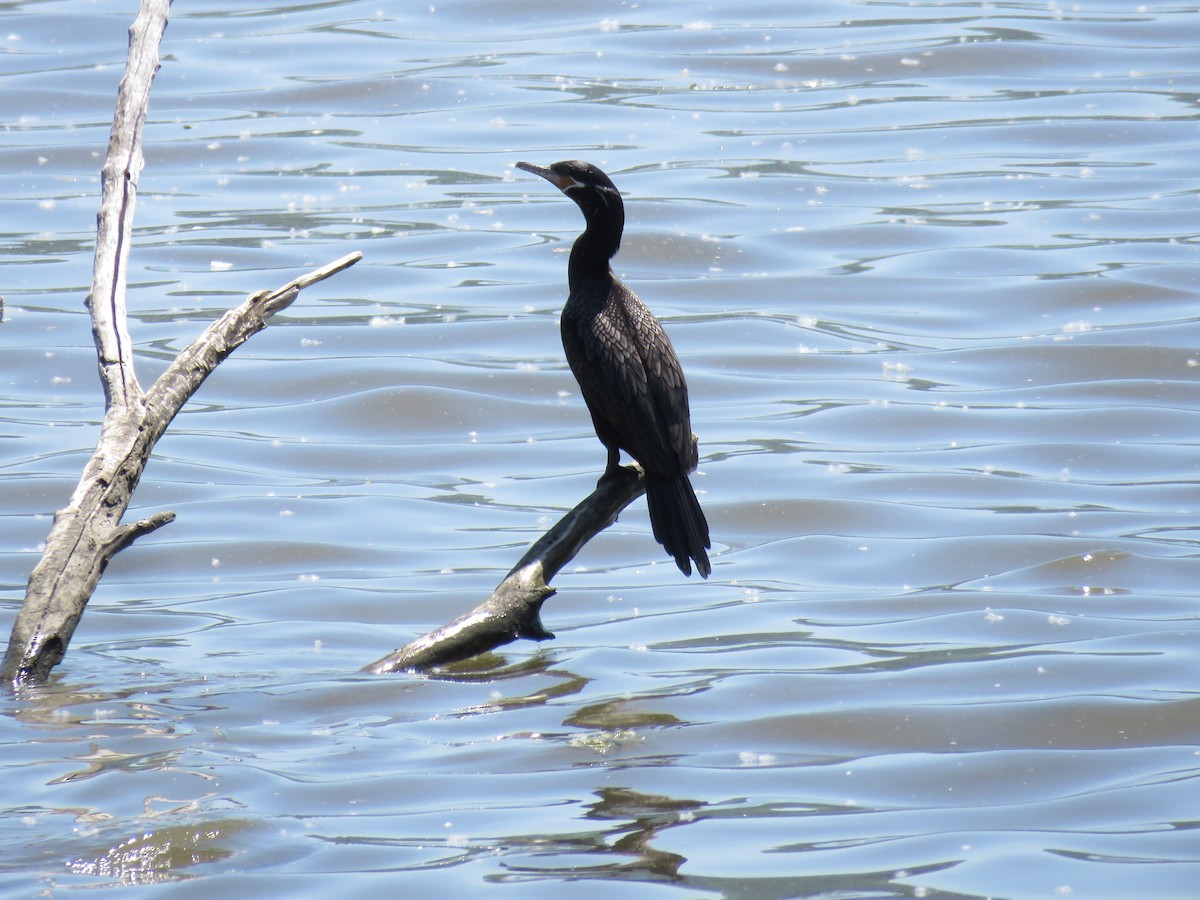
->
{"left": 2, "top": 0, "right": 1199, "bottom": 896}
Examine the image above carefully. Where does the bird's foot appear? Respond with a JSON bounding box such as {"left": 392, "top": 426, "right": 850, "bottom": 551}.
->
{"left": 597, "top": 463, "right": 640, "bottom": 489}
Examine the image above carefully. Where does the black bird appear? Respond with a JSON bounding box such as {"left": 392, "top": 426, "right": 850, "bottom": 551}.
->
{"left": 517, "top": 160, "right": 711, "bottom": 578}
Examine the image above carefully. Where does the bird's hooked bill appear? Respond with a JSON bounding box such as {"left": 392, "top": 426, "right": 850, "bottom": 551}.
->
{"left": 516, "top": 160, "right": 576, "bottom": 191}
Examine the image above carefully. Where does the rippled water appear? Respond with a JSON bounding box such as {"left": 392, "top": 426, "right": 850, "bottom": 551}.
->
{"left": 2, "top": 0, "right": 1199, "bottom": 895}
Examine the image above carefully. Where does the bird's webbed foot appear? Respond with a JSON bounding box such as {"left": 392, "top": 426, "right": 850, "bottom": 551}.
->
{"left": 598, "top": 463, "right": 640, "bottom": 489}
{"left": 597, "top": 447, "right": 639, "bottom": 488}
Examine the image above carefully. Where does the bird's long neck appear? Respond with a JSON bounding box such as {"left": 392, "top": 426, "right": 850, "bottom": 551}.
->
{"left": 567, "top": 205, "right": 623, "bottom": 293}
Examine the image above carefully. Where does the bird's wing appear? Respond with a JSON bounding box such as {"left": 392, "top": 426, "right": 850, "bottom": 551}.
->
{"left": 565, "top": 283, "right": 693, "bottom": 475}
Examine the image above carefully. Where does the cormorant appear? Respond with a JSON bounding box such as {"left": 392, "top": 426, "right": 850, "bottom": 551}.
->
{"left": 516, "top": 160, "right": 711, "bottom": 578}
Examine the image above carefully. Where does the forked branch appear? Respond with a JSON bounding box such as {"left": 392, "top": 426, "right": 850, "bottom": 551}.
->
{"left": 366, "top": 467, "right": 647, "bottom": 673}
{"left": 1, "top": 0, "right": 361, "bottom": 687}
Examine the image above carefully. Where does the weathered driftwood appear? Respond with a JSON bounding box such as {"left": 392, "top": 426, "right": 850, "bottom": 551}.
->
{"left": 365, "top": 467, "right": 648, "bottom": 673}
{"left": 3, "top": 252, "right": 362, "bottom": 686}
{"left": 2, "top": 0, "right": 171, "bottom": 687}
{"left": 1, "top": 0, "right": 360, "bottom": 686}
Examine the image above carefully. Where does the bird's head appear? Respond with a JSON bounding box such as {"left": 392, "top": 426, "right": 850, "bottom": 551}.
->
{"left": 516, "top": 160, "right": 624, "bottom": 228}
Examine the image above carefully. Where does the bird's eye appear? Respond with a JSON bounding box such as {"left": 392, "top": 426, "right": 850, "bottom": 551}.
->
{"left": 595, "top": 184, "right": 619, "bottom": 209}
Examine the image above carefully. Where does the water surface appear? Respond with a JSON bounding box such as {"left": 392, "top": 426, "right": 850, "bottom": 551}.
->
{"left": 2, "top": 1, "right": 1199, "bottom": 896}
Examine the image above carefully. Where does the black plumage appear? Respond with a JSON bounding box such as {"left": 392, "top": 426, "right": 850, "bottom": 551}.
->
{"left": 517, "top": 160, "right": 711, "bottom": 578}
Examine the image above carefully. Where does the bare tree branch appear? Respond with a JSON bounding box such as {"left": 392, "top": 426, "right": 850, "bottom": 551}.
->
{"left": 3, "top": 251, "right": 360, "bottom": 687}
{"left": 144, "top": 253, "right": 361, "bottom": 430}
{"left": 90, "top": 0, "right": 167, "bottom": 413}
{"left": 2, "top": 0, "right": 361, "bottom": 687}
{"left": 365, "top": 467, "right": 647, "bottom": 674}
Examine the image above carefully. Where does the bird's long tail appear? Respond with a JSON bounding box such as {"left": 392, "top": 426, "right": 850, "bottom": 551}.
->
{"left": 645, "top": 474, "right": 711, "bottom": 578}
